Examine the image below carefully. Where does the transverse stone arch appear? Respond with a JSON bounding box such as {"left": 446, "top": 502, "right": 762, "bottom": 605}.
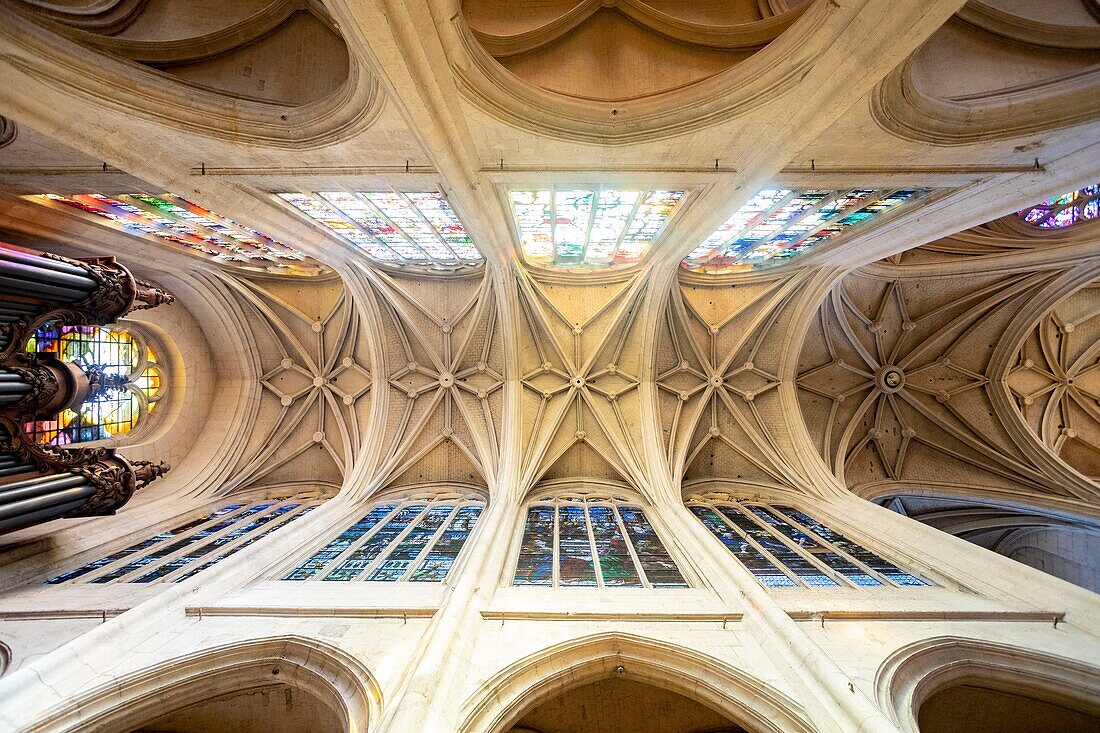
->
{"left": 871, "top": 2, "right": 1100, "bottom": 145}
{"left": 449, "top": 0, "right": 837, "bottom": 143}
{"left": 0, "top": 2, "right": 380, "bottom": 148}
{"left": 32, "top": 635, "right": 381, "bottom": 733}
{"left": 457, "top": 632, "right": 814, "bottom": 733}
{"left": 876, "top": 636, "right": 1100, "bottom": 733}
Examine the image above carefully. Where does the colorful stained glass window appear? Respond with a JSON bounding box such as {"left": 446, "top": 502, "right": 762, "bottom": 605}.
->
{"left": 283, "top": 494, "right": 484, "bottom": 582}
{"left": 24, "top": 324, "right": 164, "bottom": 445}
{"left": 688, "top": 496, "right": 931, "bottom": 588}
{"left": 689, "top": 505, "right": 796, "bottom": 588}
{"left": 277, "top": 191, "right": 482, "bottom": 268}
{"left": 1017, "top": 185, "right": 1100, "bottom": 229}
{"left": 509, "top": 187, "right": 685, "bottom": 269}
{"left": 45, "top": 499, "right": 313, "bottom": 584}
{"left": 772, "top": 505, "right": 929, "bottom": 587}
{"left": 27, "top": 193, "right": 320, "bottom": 276}
{"left": 512, "top": 493, "right": 687, "bottom": 588}
{"left": 683, "top": 187, "right": 931, "bottom": 273}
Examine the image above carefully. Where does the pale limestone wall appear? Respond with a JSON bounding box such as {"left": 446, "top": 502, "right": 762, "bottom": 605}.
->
{"left": 1003, "top": 526, "right": 1100, "bottom": 593}
{"left": 0, "top": 1, "right": 1098, "bottom": 732}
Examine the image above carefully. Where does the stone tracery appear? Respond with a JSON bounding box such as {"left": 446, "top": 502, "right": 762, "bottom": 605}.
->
{"left": 0, "top": 1, "right": 1099, "bottom": 732}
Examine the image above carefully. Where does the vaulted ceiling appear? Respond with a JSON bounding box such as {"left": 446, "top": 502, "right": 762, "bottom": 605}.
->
{"left": 0, "top": 0, "right": 1097, "bottom": 522}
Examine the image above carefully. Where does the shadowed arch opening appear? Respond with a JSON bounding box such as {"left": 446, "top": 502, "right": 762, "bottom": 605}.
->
{"left": 459, "top": 632, "right": 813, "bottom": 733}
{"left": 918, "top": 683, "right": 1100, "bottom": 733}
{"left": 44, "top": 636, "right": 380, "bottom": 733}
{"left": 877, "top": 636, "right": 1100, "bottom": 733}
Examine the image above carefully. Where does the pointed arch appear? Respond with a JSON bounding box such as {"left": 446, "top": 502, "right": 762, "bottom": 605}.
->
{"left": 30, "top": 635, "right": 381, "bottom": 733}
{"left": 457, "top": 631, "right": 814, "bottom": 733}
{"left": 877, "top": 636, "right": 1100, "bottom": 733}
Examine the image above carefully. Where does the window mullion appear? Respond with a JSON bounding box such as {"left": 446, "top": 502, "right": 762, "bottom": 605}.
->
{"left": 740, "top": 503, "right": 852, "bottom": 588}
{"left": 772, "top": 507, "right": 898, "bottom": 587}
{"left": 398, "top": 503, "right": 460, "bottom": 581}
{"left": 585, "top": 502, "right": 603, "bottom": 589}
{"left": 613, "top": 504, "right": 649, "bottom": 589}
{"left": 52, "top": 503, "right": 248, "bottom": 584}
{"left": 552, "top": 499, "right": 561, "bottom": 589}
{"left": 289, "top": 502, "right": 402, "bottom": 580}
{"left": 154, "top": 501, "right": 304, "bottom": 583}
{"left": 712, "top": 503, "right": 804, "bottom": 588}
{"left": 359, "top": 503, "right": 431, "bottom": 580}
{"left": 99, "top": 502, "right": 281, "bottom": 584}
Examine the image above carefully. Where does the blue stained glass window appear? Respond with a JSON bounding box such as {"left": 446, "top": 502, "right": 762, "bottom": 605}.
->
{"left": 514, "top": 506, "right": 554, "bottom": 586}
{"left": 512, "top": 495, "right": 687, "bottom": 589}
{"left": 89, "top": 503, "right": 277, "bottom": 583}
{"left": 46, "top": 499, "right": 312, "bottom": 585}
{"left": 286, "top": 501, "right": 398, "bottom": 576}
{"left": 175, "top": 506, "right": 313, "bottom": 583}
{"left": 284, "top": 504, "right": 396, "bottom": 580}
{"left": 410, "top": 506, "right": 483, "bottom": 582}
{"left": 325, "top": 505, "right": 426, "bottom": 581}
{"left": 690, "top": 505, "right": 796, "bottom": 588}
{"left": 746, "top": 506, "right": 879, "bottom": 587}
{"left": 45, "top": 504, "right": 244, "bottom": 584}
{"left": 133, "top": 504, "right": 300, "bottom": 583}
{"left": 283, "top": 496, "right": 485, "bottom": 583}
{"left": 716, "top": 505, "right": 838, "bottom": 587}
{"left": 772, "top": 506, "right": 929, "bottom": 587}
{"left": 689, "top": 496, "right": 930, "bottom": 589}
{"left": 367, "top": 505, "right": 455, "bottom": 581}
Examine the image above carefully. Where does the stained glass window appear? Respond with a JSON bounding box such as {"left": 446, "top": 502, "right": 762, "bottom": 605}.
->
{"left": 45, "top": 498, "right": 314, "bottom": 584}
{"left": 24, "top": 324, "right": 164, "bottom": 445}
{"left": 512, "top": 493, "right": 687, "bottom": 588}
{"left": 687, "top": 495, "right": 930, "bottom": 588}
{"left": 276, "top": 191, "right": 482, "bottom": 268}
{"left": 27, "top": 193, "right": 320, "bottom": 276}
{"left": 509, "top": 187, "right": 685, "bottom": 269}
{"left": 772, "top": 505, "right": 928, "bottom": 587}
{"left": 683, "top": 187, "right": 931, "bottom": 273}
{"left": 1016, "top": 184, "right": 1100, "bottom": 229}
{"left": 283, "top": 494, "right": 484, "bottom": 582}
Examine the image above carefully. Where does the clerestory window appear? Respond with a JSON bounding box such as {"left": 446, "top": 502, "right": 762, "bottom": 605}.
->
{"left": 1017, "top": 184, "right": 1100, "bottom": 229}
{"left": 45, "top": 497, "right": 315, "bottom": 584}
{"left": 283, "top": 492, "right": 485, "bottom": 582}
{"left": 687, "top": 495, "right": 930, "bottom": 589}
{"left": 512, "top": 491, "right": 687, "bottom": 588}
